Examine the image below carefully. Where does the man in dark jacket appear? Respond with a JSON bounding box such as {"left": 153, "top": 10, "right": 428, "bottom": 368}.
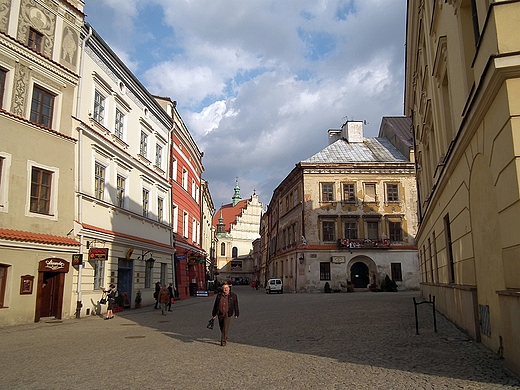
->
{"left": 212, "top": 283, "right": 239, "bottom": 346}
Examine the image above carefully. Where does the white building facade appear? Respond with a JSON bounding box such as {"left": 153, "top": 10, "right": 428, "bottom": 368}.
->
{"left": 72, "top": 23, "right": 175, "bottom": 315}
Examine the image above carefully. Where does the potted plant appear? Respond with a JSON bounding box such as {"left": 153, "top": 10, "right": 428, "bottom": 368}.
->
{"left": 135, "top": 290, "right": 142, "bottom": 308}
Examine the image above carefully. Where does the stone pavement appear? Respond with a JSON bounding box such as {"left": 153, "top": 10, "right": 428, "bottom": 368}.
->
{"left": 0, "top": 288, "right": 519, "bottom": 389}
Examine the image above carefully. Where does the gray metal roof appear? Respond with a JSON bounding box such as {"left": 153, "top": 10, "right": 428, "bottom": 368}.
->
{"left": 302, "top": 137, "right": 410, "bottom": 164}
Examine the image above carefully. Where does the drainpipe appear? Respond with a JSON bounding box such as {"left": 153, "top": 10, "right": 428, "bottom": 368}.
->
{"left": 75, "top": 25, "right": 93, "bottom": 319}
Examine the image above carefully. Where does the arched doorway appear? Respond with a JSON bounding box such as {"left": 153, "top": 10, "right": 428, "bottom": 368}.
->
{"left": 350, "top": 261, "right": 370, "bottom": 288}
{"left": 35, "top": 258, "right": 70, "bottom": 322}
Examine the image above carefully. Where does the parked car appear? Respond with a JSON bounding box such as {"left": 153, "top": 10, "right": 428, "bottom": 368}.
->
{"left": 266, "top": 278, "right": 283, "bottom": 294}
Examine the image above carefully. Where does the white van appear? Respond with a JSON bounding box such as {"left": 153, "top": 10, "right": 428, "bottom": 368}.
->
{"left": 266, "top": 278, "right": 283, "bottom": 294}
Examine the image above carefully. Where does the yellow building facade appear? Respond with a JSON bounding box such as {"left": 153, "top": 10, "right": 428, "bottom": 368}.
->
{"left": 405, "top": 0, "right": 520, "bottom": 376}
{"left": 0, "top": 0, "right": 84, "bottom": 325}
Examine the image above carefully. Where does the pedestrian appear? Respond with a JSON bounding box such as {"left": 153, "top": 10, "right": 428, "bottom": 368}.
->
{"left": 167, "top": 283, "right": 174, "bottom": 311}
{"left": 157, "top": 284, "right": 170, "bottom": 315}
{"left": 153, "top": 281, "right": 161, "bottom": 309}
{"left": 101, "top": 283, "right": 117, "bottom": 320}
{"left": 211, "top": 283, "right": 239, "bottom": 346}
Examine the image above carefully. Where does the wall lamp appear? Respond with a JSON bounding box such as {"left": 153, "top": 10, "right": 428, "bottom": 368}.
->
{"left": 138, "top": 250, "right": 155, "bottom": 269}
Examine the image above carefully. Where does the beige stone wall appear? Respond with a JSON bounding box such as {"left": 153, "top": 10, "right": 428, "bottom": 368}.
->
{"left": 406, "top": 0, "right": 520, "bottom": 376}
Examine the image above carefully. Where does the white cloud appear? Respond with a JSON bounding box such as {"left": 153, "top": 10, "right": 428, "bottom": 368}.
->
{"left": 84, "top": 0, "right": 408, "bottom": 208}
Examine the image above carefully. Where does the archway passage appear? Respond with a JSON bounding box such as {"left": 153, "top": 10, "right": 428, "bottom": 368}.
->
{"left": 351, "top": 262, "right": 369, "bottom": 288}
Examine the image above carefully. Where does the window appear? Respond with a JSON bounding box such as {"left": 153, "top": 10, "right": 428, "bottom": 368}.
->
{"left": 192, "top": 179, "right": 196, "bottom": 198}
{"left": 364, "top": 183, "right": 376, "bottom": 202}
{"left": 93, "top": 90, "right": 105, "bottom": 124}
{"left": 114, "top": 108, "right": 124, "bottom": 139}
{"left": 171, "top": 158, "right": 177, "bottom": 182}
{"left": 367, "top": 221, "right": 379, "bottom": 240}
{"left": 172, "top": 204, "right": 178, "bottom": 233}
{"left": 0, "top": 265, "right": 8, "bottom": 307}
{"left": 161, "top": 263, "right": 167, "bottom": 286}
{"left": 182, "top": 169, "right": 188, "bottom": 190}
{"left": 30, "top": 86, "right": 54, "bottom": 128}
{"left": 157, "top": 197, "right": 163, "bottom": 222}
{"left": 28, "top": 28, "right": 43, "bottom": 52}
{"left": 320, "top": 262, "right": 331, "bottom": 281}
{"left": 0, "top": 68, "right": 6, "bottom": 108}
{"left": 343, "top": 183, "right": 356, "bottom": 203}
{"left": 232, "top": 247, "right": 238, "bottom": 258}
{"left": 140, "top": 131, "right": 148, "bottom": 157}
{"left": 389, "top": 221, "right": 402, "bottom": 241}
{"left": 192, "top": 218, "right": 197, "bottom": 243}
{"left": 391, "top": 263, "right": 402, "bottom": 281}
{"left": 155, "top": 144, "right": 162, "bottom": 167}
{"left": 321, "top": 183, "right": 334, "bottom": 202}
{"left": 0, "top": 156, "right": 4, "bottom": 208}
{"left": 144, "top": 261, "right": 152, "bottom": 288}
{"left": 220, "top": 242, "right": 226, "bottom": 256}
{"left": 142, "top": 188, "right": 149, "bottom": 217}
{"left": 343, "top": 220, "right": 358, "bottom": 239}
{"left": 183, "top": 211, "right": 189, "bottom": 237}
{"left": 386, "top": 184, "right": 399, "bottom": 202}
{"left": 92, "top": 259, "right": 104, "bottom": 290}
{"left": 322, "top": 220, "right": 335, "bottom": 242}
{"left": 444, "top": 214, "right": 455, "bottom": 283}
{"left": 30, "top": 167, "right": 52, "bottom": 214}
{"left": 94, "top": 163, "right": 105, "bottom": 201}
{"left": 116, "top": 175, "right": 125, "bottom": 208}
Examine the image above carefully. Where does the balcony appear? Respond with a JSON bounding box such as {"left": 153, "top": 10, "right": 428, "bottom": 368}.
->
{"left": 337, "top": 238, "right": 391, "bottom": 249}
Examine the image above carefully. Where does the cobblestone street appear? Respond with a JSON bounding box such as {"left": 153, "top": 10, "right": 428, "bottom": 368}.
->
{"left": 1, "top": 287, "right": 519, "bottom": 389}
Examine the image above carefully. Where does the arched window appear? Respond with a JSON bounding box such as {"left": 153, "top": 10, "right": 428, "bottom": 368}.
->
{"left": 232, "top": 247, "right": 238, "bottom": 258}
{"left": 220, "top": 242, "right": 226, "bottom": 256}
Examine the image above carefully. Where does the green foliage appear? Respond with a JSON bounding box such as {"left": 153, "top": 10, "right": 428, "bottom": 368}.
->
{"left": 135, "top": 290, "right": 142, "bottom": 304}
{"left": 380, "top": 275, "right": 398, "bottom": 292}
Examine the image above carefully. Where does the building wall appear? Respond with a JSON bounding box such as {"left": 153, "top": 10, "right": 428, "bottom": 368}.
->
{"left": 405, "top": 0, "right": 520, "bottom": 376}
{"left": 73, "top": 24, "right": 175, "bottom": 314}
{"left": 0, "top": 0, "right": 83, "bottom": 325}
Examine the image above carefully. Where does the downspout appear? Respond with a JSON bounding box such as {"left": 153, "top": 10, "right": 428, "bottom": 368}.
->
{"left": 75, "top": 25, "right": 93, "bottom": 319}
{"left": 169, "top": 120, "right": 176, "bottom": 296}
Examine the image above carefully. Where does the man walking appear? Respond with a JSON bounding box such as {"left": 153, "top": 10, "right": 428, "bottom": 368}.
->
{"left": 211, "top": 283, "right": 239, "bottom": 346}
{"left": 157, "top": 284, "right": 170, "bottom": 315}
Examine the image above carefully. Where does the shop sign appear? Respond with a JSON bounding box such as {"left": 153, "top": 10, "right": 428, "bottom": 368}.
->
{"left": 72, "top": 254, "right": 83, "bottom": 267}
{"left": 89, "top": 248, "right": 109, "bottom": 260}
{"left": 45, "top": 259, "right": 66, "bottom": 270}
{"left": 176, "top": 255, "right": 186, "bottom": 261}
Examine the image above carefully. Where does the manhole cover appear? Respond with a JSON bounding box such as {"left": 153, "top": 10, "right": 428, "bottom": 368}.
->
{"left": 125, "top": 336, "right": 146, "bottom": 339}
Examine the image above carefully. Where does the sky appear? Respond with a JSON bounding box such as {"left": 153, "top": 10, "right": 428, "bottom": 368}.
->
{"left": 83, "top": 0, "right": 408, "bottom": 210}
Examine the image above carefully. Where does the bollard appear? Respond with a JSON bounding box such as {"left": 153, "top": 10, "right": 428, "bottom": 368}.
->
{"left": 413, "top": 295, "right": 437, "bottom": 335}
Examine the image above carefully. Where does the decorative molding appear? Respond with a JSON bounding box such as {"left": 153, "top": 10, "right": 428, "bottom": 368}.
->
{"left": 18, "top": 0, "right": 56, "bottom": 58}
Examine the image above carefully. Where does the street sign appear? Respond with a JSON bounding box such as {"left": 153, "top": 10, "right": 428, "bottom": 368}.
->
{"left": 89, "top": 248, "right": 109, "bottom": 260}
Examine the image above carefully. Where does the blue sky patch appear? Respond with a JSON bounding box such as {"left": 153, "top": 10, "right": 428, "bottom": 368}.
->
{"left": 336, "top": 0, "right": 357, "bottom": 21}
{"left": 298, "top": 29, "right": 336, "bottom": 61}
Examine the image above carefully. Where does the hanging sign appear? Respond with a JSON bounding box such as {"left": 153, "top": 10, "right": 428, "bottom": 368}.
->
{"left": 89, "top": 248, "right": 109, "bottom": 261}
{"left": 72, "top": 254, "right": 83, "bottom": 267}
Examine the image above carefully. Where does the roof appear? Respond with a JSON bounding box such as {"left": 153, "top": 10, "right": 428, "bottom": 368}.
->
{"left": 378, "top": 116, "right": 413, "bottom": 148}
{"left": 0, "top": 228, "right": 80, "bottom": 246}
{"left": 302, "top": 137, "right": 409, "bottom": 164}
{"left": 213, "top": 199, "right": 249, "bottom": 232}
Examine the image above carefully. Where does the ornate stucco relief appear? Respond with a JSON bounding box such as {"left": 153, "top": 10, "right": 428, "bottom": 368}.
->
{"left": 17, "top": 0, "right": 56, "bottom": 58}
{"left": 0, "top": 0, "right": 11, "bottom": 33}
{"left": 60, "top": 25, "right": 77, "bottom": 68}
{"left": 12, "top": 62, "right": 29, "bottom": 117}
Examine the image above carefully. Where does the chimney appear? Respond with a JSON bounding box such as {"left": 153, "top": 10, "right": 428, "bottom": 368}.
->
{"left": 327, "top": 129, "right": 341, "bottom": 145}
{"left": 342, "top": 121, "right": 364, "bottom": 143}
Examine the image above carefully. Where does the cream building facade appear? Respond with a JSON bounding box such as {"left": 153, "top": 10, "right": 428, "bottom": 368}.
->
{"left": 265, "top": 120, "right": 419, "bottom": 293}
{"left": 405, "top": 0, "right": 520, "bottom": 376}
{"left": 213, "top": 182, "right": 263, "bottom": 284}
{"left": 0, "top": 0, "right": 84, "bottom": 325}
{"left": 73, "top": 23, "right": 175, "bottom": 315}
